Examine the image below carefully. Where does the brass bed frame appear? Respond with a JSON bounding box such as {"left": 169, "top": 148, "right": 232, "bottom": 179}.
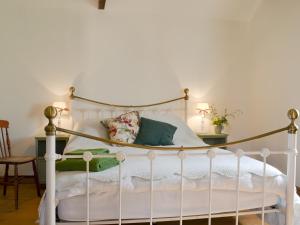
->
{"left": 43, "top": 86, "right": 299, "bottom": 225}
{"left": 45, "top": 86, "right": 298, "bottom": 149}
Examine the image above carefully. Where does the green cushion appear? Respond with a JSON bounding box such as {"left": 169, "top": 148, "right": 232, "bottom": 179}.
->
{"left": 56, "top": 148, "right": 119, "bottom": 172}
{"left": 134, "top": 117, "right": 177, "bottom": 146}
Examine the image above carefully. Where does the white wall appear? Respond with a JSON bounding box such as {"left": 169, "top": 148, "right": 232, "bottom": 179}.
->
{"left": 3, "top": 0, "right": 299, "bottom": 186}
{"left": 0, "top": 0, "right": 247, "bottom": 175}
{"left": 227, "top": 0, "right": 300, "bottom": 185}
{"left": 249, "top": 0, "right": 300, "bottom": 185}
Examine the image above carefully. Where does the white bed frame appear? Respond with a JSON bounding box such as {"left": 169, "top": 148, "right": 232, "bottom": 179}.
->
{"left": 43, "top": 87, "right": 298, "bottom": 225}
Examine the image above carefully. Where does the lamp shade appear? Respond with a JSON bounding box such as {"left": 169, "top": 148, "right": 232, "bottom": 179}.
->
{"left": 196, "top": 102, "right": 209, "bottom": 111}
{"left": 53, "top": 101, "right": 67, "bottom": 110}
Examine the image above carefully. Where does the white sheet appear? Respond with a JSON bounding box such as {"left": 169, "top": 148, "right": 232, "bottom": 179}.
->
{"left": 58, "top": 189, "right": 279, "bottom": 221}
{"left": 57, "top": 134, "right": 286, "bottom": 201}
{"left": 55, "top": 124, "right": 287, "bottom": 217}
{"left": 56, "top": 148, "right": 286, "bottom": 199}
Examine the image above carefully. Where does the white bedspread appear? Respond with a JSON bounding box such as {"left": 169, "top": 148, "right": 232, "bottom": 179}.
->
{"left": 59, "top": 128, "right": 286, "bottom": 194}
{"left": 56, "top": 146, "right": 286, "bottom": 201}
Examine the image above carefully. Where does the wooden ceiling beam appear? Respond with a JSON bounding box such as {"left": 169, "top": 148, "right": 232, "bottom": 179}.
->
{"left": 98, "top": 0, "right": 106, "bottom": 10}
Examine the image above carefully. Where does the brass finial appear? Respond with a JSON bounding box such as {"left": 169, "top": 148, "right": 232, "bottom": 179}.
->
{"left": 288, "top": 108, "right": 299, "bottom": 134}
{"left": 44, "top": 106, "right": 57, "bottom": 135}
{"left": 69, "top": 86, "right": 75, "bottom": 98}
{"left": 184, "top": 88, "right": 189, "bottom": 100}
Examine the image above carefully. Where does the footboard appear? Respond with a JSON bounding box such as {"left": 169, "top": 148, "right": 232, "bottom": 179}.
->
{"left": 43, "top": 106, "right": 298, "bottom": 225}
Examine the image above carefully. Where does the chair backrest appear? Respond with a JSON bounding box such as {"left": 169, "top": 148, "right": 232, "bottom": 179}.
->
{"left": 0, "top": 120, "right": 11, "bottom": 158}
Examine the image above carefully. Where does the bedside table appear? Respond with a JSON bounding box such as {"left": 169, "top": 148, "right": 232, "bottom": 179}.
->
{"left": 35, "top": 135, "right": 69, "bottom": 186}
{"left": 197, "top": 133, "right": 228, "bottom": 149}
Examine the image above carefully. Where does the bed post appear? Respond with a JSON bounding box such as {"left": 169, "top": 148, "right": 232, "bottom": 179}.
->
{"left": 44, "top": 106, "right": 57, "bottom": 225}
{"left": 184, "top": 88, "right": 189, "bottom": 123}
{"left": 286, "top": 108, "right": 299, "bottom": 225}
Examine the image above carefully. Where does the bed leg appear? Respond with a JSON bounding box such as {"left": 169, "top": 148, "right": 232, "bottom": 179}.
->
{"left": 286, "top": 109, "right": 298, "bottom": 225}
{"left": 44, "top": 106, "right": 58, "bottom": 225}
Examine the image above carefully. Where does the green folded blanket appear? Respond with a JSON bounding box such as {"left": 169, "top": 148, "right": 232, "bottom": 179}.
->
{"left": 56, "top": 148, "right": 119, "bottom": 172}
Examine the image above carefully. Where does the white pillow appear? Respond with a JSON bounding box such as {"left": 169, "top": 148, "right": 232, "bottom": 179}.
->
{"left": 64, "top": 119, "right": 109, "bottom": 154}
{"left": 64, "top": 112, "right": 205, "bottom": 154}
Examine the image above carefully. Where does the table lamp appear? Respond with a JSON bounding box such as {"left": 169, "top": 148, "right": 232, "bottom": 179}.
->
{"left": 196, "top": 102, "right": 210, "bottom": 132}
{"left": 53, "top": 102, "right": 69, "bottom": 128}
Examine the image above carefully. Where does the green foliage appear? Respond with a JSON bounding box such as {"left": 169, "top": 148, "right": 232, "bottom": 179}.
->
{"left": 209, "top": 105, "right": 242, "bottom": 126}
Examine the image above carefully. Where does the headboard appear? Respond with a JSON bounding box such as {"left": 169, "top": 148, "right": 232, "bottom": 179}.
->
{"left": 68, "top": 86, "right": 190, "bottom": 125}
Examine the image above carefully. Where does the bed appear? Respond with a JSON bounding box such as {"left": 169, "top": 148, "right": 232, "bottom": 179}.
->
{"left": 40, "top": 87, "right": 300, "bottom": 225}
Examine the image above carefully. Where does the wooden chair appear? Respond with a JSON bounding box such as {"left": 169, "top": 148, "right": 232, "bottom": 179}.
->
{"left": 0, "top": 120, "right": 41, "bottom": 209}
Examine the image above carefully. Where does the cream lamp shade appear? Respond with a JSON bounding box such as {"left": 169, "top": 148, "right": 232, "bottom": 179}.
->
{"left": 196, "top": 102, "right": 210, "bottom": 111}
{"left": 53, "top": 101, "right": 67, "bottom": 110}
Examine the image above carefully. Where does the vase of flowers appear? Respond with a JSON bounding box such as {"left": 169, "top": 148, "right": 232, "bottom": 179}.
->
{"left": 209, "top": 106, "right": 242, "bottom": 134}
{"left": 214, "top": 124, "right": 224, "bottom": 134}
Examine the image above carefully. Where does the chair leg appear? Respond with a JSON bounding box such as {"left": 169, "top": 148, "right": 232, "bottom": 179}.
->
{"left": 14, "top": 164, "right": 19, "bottom": 210}
{"left": 32, "top": 160, "right": 41, "bottom": 197}
{"left": 3, "top": 164, "right": 9, "bottom": 196}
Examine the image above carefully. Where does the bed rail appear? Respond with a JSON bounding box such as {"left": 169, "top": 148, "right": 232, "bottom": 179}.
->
{"left": 55, "top": 125, "right": 289, "bottom": 150}
{"left": 69, "top": 86, "right": 189, "bottom": 122}
{"left": 45, "top": 106, "right": 296, "bottom": 150}
{"left": 69, "top": 86, "right": 189, "bottom": 108}
{"left": 43, "top": 106, "right": 299, "bottom": 225}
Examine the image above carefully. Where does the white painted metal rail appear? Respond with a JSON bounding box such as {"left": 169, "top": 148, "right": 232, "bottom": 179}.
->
{"left": 51, "top": 147, "right": 295, "bottom": 225}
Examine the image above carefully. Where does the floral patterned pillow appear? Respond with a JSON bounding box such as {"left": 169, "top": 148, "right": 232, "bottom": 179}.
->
{"left": 101, "top": 111, "right": 140, "bottom": 144}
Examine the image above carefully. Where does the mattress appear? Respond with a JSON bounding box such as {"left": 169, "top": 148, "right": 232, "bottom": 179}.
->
{"left": 58, "top": 189, "right": 279, "bottom": 221}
